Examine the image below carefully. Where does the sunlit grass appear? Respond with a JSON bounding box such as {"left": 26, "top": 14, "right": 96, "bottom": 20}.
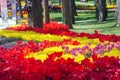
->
{"left": 50, "top": 10, "right": 118, "bottom": 35}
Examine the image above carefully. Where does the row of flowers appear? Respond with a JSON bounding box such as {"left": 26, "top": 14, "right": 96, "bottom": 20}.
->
{"left": 0, "top": 30, "right": 69, "bottom": 42}
{"left": 0, "top": 29, "right": 103, "bottom": 45}
{"left": 26, "top": 41, "right": 120, "bottom": 62}
{"left": 5, "top": 24, "right": 120, "bottom": 42}
{"left": 7, "top": 22, "right": 69, "bottom": 30}
{"left": 49, "top": 4, "right": 116, "bottom": 11}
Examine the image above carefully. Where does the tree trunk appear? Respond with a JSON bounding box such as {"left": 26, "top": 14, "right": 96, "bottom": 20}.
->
{"left": 43, "top": 0, "right": 50, "bottom": 23}
{"left": 61, "top": 0, "right": 73, "bottom": 29}
{"left": 95, "top": 0, "right": 107, "bottom": 21}
{"left": 26, "top": 0, "right": 43, "bottom": 27}
{"left": 32, "top": 0, "right": 43, "bottom": 27}
{"left": 72, "top": 0, "right": 78, "bottom": 16}
{"left": 116, "top": 0, "right": 120, "bottom": 27}
{"left": 25, "top": 0, "right": 33, "bottom": 26}
{"left": 69, "top": 0, "right": 75, "bottom": 24}
{"left": 17, "top": 0, "right": 23, "bottom": 18}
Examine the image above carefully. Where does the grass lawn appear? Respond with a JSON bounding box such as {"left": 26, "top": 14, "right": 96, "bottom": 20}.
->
{"left": 50, "top": 10, "right": 119, "bottom": 35}
{"left": 72, "top": 20, "right": 118, "bottom": 35}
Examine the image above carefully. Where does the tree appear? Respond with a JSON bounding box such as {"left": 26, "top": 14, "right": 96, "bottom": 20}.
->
{"left": 26, "top": 0, "right": 43, "bottom": 27}
{"left": 115, "top": 0, "right": 120, "bottom": 27}
{"left": 69, "top": 0, "right": 77, "bottom": 24}
{"left": 72, "top": 0, "right": 78, "bottom": 16}
{"left": 43, "top": 0, "right": 50, "bottom": 23}
{"left": 17, "top": 0, "right": 23, "bottom": 18}
{"left": 95, "top": 0, "right": 107, "bottom": 21}
{"left": 61, "top": 0, "right": 73, "bottom": 29}
{"left": 25, "top": 0, "right": 32, "bottom": 26}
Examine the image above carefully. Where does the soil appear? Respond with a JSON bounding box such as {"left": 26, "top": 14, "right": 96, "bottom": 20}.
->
{"left": 0, "top": 37, "right": 27, "bottom": 49}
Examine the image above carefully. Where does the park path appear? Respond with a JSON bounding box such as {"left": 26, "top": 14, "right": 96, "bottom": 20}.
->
{"left": 0, "top": 18, "right": 16, "bottom": 29}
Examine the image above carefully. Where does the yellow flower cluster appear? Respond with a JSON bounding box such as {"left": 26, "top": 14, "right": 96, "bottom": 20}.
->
{"left": 71, "top": 37, "right": 100, "bottom": 47}
{"left": 25, "top": 46, "right": 85, "bottom": 63}
{"left": 102, "top": 48, "right": 120, "bottom": 58}
{"left": 106, "top": 5, "right": 116, "bottom": 9}
{"left": 0, "top": 30, "right": 69, "bottom": 42}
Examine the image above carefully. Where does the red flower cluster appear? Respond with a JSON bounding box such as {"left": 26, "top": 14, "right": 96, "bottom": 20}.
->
{"left": 6, "top": 22, "right": 69, "bottom": 31}
{"left": 79, "top": 30, "right": 120, "bottom": 42}
{"left": 43, "top": 22, "right": 69, "bottom": 30}
{"left": 40, "top": 39, "right": 80, "bottom": 48}
{"left": 0, "top": 45, "right": 120, "bottom": 80}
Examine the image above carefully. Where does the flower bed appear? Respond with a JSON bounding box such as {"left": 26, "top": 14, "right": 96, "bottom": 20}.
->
{"left": 0, "top": 23, "right": 120, "bottom": 79}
